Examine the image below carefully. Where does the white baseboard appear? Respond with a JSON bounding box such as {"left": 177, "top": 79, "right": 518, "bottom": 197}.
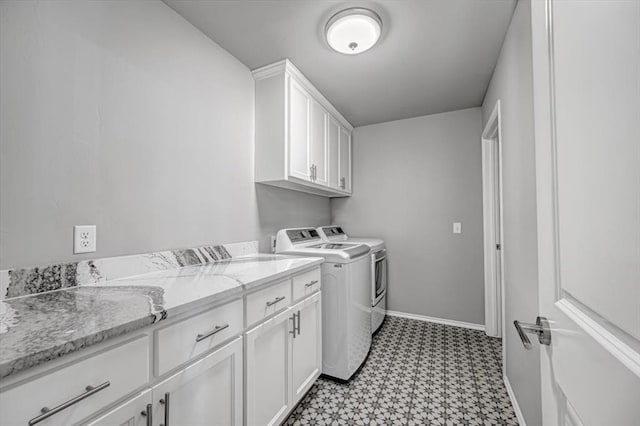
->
{"left": 386, "top": 310, "right": 485, "bottom": 331}
{"left": 503, "top": 374, "right": 526, "bottom": 426}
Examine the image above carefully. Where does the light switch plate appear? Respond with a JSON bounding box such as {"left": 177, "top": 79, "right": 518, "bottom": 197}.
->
{"left": 74, "top": 225, "right": 96, "bottom": 253}
{"left": 453, "top": 222, "right": 462, "bottom": 234}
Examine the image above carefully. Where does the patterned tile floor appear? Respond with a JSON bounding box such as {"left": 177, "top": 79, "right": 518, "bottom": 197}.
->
{"left": 284, "top": 316, "right": 518, "bottom": 426}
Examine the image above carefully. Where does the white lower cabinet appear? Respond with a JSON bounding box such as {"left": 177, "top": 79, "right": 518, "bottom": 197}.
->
{"left": 150, "top": 337, "right": 243, "bottom": 426}
{"left": 0, "top": 270, "right": 322, "bottom": 426}
{"left": 245, "top": 292, "right": 322, "bottom": 426}
{"left": 291, "top": 293, "right": 322, "bottom": 404}
{"left": 0, "top": 336, "right": 150, "bottom": 426}
{"left": 244, "top": 307, "right": 294, "bottom": 426}
{"left": 87, "top": 390, "right": 152, "bottom": 426}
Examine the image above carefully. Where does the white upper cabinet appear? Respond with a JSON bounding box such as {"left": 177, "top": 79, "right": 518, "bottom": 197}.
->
{"left": 288, "top": 78, "right": 311, "bottom": 182}
{"left": 339, "top": 126, "right": 352, "bottom": 193}
{"left": 253, "top": 59, "right": 353, "bottom": 197}
{"left": 309, "top": 98, "right": 328, "bottom": 187}
{"left": 327, "top": 115, "right": 341, "bottom": 190}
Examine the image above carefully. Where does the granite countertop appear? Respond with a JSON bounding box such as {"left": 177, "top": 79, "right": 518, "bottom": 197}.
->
{"left": 0, "top": 254, "right": 323, "bottom": 379}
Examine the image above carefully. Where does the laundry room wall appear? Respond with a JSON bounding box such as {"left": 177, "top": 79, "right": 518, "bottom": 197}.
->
{"left": 0, "top": 0, "right": 330, "bottom": 269}
{"left": 331, "top": 107, "right": 485, "bottom": 326}
{"left": 481, "top": 0, "right": 541, "bottom": 424}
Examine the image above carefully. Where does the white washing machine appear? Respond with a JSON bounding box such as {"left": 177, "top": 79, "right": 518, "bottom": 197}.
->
{"left": 317, "top": 226, "right": 387, "bottom": 334}
{"left": 275, "top": 227, "right": 372, "bottom": 381}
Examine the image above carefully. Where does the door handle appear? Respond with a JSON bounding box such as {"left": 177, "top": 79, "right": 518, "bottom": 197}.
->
{"left": 159, "top": 392, "right": 170, "bottom": 426}
{"left": 514, "top": 316, "right": 551, "bottom": 349}
{"left": 289, "top": 315, "right": 296, "bottom": 339}
{"left": 295, "top": 310, "right": 301, "bottom": 336}
{"left": 140, "top": 403, "right": 152, "bottom": 426}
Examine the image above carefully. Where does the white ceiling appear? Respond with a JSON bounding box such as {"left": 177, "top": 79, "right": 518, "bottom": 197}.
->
{"left": 164, "top": 0, "right": 516, "bottom": 127}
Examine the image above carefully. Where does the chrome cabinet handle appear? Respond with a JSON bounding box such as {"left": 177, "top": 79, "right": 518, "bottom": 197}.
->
{"left": 140, "top": 403, "right": 152, "bottom": 426}
{"left": 305, "top": 280, "right": 319, "bottom": 288}
{"left": 266, "top": 296, "right": 286, "bottom": 307}
{"left": 309, "top": 165, "right": 314, "bottom": 180}
{"left": 340, "top": 177, "right": 346, "bottom": 189}
{"left": 28, "top": 381, "right": 111, "bottom": 425}
{"left": 159, "top": 392, "right": 170, "bottom": 426}
{"left": 514, "top": 316, "right": 551, "bottom": 349}
{"left": 289, "top": 311, "right": 301, "bottom": 338}
{"left": 289, "top": 315, "right": 296, "bottom": 339}
{"left": 195, "top": 323, "right": 229, "bottom": 342}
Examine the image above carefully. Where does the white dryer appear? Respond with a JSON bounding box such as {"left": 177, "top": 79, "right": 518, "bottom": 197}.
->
{"left": 317, "top": 226, "right": 387, "bottom": 333}
{"left": 275, "top": 227, "right": 371, "bottom": 381}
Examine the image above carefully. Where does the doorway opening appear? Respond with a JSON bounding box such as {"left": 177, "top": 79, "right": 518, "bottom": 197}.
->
{"left": 481, "top": 100, "right": 505, "bottom": 342}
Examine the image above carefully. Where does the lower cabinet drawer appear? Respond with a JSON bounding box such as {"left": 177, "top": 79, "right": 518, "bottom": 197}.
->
{"left": 0, "top": 335, "right": 149, "bottom": 426}
{"left": 246, "top": 280, "right": 292, "bottom": 327}
{"left": 292, "top": 268, "right": 321, "bottom": 301}
{"left": 155, "top": 299, "right": 243, "bottom": 376}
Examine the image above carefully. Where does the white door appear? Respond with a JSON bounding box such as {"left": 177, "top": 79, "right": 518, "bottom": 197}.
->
{"left": 87, "top": 390, "right": 152, "bottom": 426}
{"left": 309, "top": 98, "right": 328, "bottom": 186}
{"left": 151, "top": 337, "right": 243, "bottom": 426}
{"left": 288, "top": 77, "right": 311, "bottom": 182}
{"left": 327, "top": 116, "right": 341, "bottom": 189}
{"left": 291, "top": 293, "right": 322, "bottom": 404}
{"left": 531, "top": 1, "right": 640, "bottom": 424}
{"left": 339, "top": 127, "right": 352, "bottom": 193}
{"left": 245, "top": 307, "right": 294, "bottom": 426}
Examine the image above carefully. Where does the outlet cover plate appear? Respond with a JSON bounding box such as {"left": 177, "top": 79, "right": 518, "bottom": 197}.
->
{"left": 453, "top": 222, "right": 462, "bottom": 234}
{"left": 74, "top": 225, "right": 97, "bottom": 254}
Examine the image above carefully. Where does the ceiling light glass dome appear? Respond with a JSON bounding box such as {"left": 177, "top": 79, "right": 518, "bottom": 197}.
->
{"left": 325, "top": 8, "right": 383, "bottom": 55}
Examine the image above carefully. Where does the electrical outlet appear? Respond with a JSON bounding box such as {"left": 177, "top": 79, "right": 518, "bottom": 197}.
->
{"left": 453, "top": 222, "right": 462, "bottom": 234}
{"left": 74, "top": 225, "right": 96, "bottom": 254}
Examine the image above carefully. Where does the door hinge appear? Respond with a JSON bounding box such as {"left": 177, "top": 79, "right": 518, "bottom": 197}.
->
{"left": 496, "top": 244, "right": 501, "bottom": 250}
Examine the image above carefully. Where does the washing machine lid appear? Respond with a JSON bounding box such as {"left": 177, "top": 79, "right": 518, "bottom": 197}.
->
{"left": 279, "top": 243, "right": 370, "bottom": 263}
{"left": 317, "top": 226, "right": 386, "bottom": 252}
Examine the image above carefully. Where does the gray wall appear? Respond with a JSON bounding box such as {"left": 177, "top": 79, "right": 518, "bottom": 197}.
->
{"left": 332, "top": 108, "right": 485, "bottom": 325}
{"left": 0, "top": 1, "right": 330, "bottom": 269}
{"left": 481, "top": 0, "right": 541, "bottom": 423}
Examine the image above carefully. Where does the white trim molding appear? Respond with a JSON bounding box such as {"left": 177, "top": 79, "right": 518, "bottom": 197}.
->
{"left": 504, "top": 374, "right": 527, "bottom": 426}
{"left": 481, "top": 99, "right": 505, "bottom": 339}
{"left": 386, "top": 310, "right": 485, "bottom": 331}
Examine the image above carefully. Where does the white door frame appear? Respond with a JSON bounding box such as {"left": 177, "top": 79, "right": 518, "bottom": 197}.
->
{"left": 481, "top": 100, "right": 505, "bottom": 342}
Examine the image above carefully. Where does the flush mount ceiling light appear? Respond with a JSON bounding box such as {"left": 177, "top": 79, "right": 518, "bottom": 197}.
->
{"left": 325, "top": 7, "right": 383, "bottom": 55}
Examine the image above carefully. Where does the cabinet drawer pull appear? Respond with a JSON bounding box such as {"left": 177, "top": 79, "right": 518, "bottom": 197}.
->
{"left": 140, "top": 403, "right": 152, "bottom": 426}
{"left": 28, "top": 381, "right": 111, "bottom": 425}
{"left": 159, "top": 392, "right": 170, "bottom": 426}
{"left": 195, "top": 323, "right": 230, "bottom": 342}
{"left": 305, "top": 280, "right": 319, "bottom": 287}
{"left": 266, "top": 296, "right": 286, "bottom": 307}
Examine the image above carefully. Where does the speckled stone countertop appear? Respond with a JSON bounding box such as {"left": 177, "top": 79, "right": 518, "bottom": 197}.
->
{"left": 0, "top": 254, "right": 323, "bottom": 379}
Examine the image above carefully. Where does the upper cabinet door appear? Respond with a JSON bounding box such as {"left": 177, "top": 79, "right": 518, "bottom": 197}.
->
{"left": 309, "top": 98, "right": 328, "bottom": 186}
{"left": 339, "top": 127, "right": 352, "bottom": 193}
{"left": 327, "top": 116, "right": 341, "bottom": 189}
{"left": 288, "top": 77, "right": 311, "bottom": 182}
